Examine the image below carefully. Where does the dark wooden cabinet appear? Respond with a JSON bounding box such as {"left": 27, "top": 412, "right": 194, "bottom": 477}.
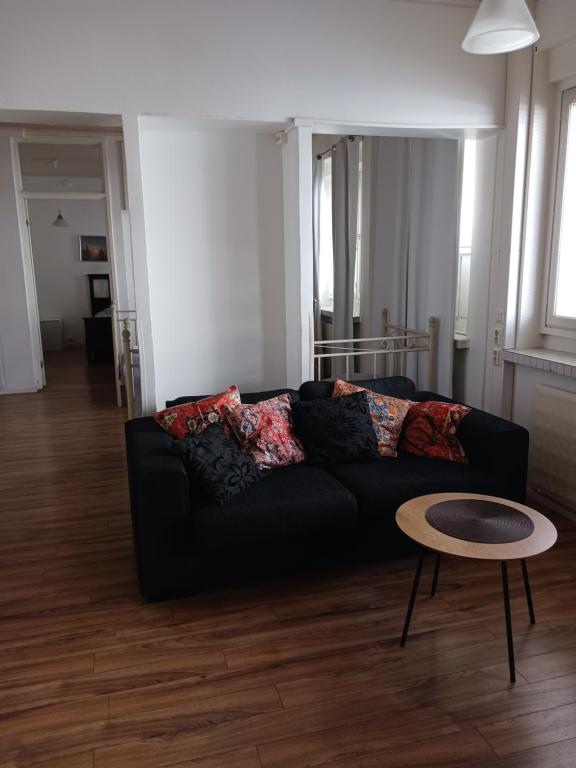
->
{"left": 83, "top": 316, "right": 113, "bottom": 363}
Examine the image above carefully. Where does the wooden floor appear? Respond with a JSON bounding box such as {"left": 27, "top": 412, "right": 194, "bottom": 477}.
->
{"left": 2, "top": 352, "right": 576, "bottom": 767}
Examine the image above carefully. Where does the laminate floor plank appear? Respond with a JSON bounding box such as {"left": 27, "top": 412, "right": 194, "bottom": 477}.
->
{"left": 2, "top": 351, "right": 576, "bottom": 768}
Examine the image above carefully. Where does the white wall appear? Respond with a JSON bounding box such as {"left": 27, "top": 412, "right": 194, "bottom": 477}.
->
{"left": 0, "top": 0, "right": 509, "bottom": 405}
{"left": 139, "top": 121, "right": 286, "bottom": 407}
{"left": 0, "top": 131, "right": 37, "bottom": 392}
{"left": 0, "top": 1, "right": 506, "bottom": 129}
{"left": 28, "top": 198, "right": 109, "bottom": 346}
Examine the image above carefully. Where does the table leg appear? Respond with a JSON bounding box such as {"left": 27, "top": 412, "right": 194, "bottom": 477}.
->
{"left": 401, "top": 549, "right": 425, "bottom": 647}
{"left": 430, "top": 553, "right": 441, "bottom": 597}
{"left": 501, "top": 560, "right": 516, "bottom": 684}
{"left": 521, "top": 558, "right": 536, "bottom": 625}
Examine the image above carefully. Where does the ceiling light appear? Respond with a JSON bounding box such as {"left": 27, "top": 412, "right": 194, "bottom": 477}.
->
{"left": 52, "top": 209, "right": 70, "bottom": 227}
{"left": 462, "top": 0, "right": 539, "bottom": 55}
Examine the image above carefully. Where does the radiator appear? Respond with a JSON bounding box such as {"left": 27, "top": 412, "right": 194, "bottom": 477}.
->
{"left": 40, "top": 318, "right": 63, "bottom": 352}
{"left": 530, "top": 384, "right": 576, "bottom": 509}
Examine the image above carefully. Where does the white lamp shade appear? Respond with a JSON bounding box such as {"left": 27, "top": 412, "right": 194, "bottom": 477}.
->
{"left": 462, "top": 0, "right": 539, "bottom": 55}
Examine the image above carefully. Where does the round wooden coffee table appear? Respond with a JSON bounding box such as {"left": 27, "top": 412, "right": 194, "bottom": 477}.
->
{"left": 396, "top": 493, "right": 557, "bottom": 683}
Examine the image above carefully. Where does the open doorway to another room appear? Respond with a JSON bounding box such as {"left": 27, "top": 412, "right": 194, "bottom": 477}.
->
{"left": 312, "top": 133, "right": 459, "bottom": 396}
{"left": 13, "top": 136, "right": 139, "bottom": 413}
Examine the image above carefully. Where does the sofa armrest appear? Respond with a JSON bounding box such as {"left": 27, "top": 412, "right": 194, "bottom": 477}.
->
{"left": 413, "top": 392, "right": 529, "bottom": 502}
{"left": 125, "top": 418, "right": 190, "bottom": 599}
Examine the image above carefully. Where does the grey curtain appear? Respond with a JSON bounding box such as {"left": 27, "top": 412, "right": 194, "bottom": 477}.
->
{"left": 332, "top": 138, "right": 360, "bottom": 344}
{"left": 364, "top": 137, "right": 458, "bottom": 395}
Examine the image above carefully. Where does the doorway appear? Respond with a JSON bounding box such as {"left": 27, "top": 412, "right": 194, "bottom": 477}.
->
{"left": 14, "top": 136, "right": 129, "bottom": 406}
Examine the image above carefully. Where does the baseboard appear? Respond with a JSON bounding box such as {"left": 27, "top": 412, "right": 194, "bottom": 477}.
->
{"left": 0, "top": 386, "right": 42, "bottom": 395}
{"left": 527, "top": 487, "right": 576, "bottom": 523}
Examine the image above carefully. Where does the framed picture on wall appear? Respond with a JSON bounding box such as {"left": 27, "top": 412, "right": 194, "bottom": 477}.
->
{"left": 79, "top": 235, "right": 108, "bottom": 262}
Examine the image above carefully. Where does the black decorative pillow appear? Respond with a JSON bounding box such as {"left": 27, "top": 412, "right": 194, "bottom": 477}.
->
{"left": 292, "top": 391, "right": 380, "bottom": 465}
{"left": 173, "top": 423, "right": 261, "bottom": 504}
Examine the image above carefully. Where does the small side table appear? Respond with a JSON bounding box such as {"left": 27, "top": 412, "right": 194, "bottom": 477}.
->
{"left": 396, "top": 493, "right": 557, "bottom": 683}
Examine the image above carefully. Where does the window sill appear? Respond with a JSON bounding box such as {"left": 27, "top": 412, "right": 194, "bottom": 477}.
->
{"left": 501, "top": 348, "right": 576, "bottom": 378}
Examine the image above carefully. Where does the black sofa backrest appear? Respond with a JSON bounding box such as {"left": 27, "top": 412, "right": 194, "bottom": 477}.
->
{"left": 299, "top": 376, "right": 417, "bottom": 401}
{"left": 166, "top": 388, "right": 300, "bottom": 408}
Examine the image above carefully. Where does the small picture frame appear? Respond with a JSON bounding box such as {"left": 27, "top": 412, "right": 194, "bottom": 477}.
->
{"left": 79, "top": 235, "right": 108, "bottom": 262}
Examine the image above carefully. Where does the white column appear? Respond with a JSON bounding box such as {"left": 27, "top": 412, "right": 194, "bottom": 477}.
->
{"left": 121, "top": 113, "right": 157, "bottom": 413}
{"left": 282, "top": 124, "right": 314, "bottom": 388}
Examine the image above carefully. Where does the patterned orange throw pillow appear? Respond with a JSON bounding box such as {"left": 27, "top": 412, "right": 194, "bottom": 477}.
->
{"left": 332, "top": 379, "right": 411, "bottom": 457}
{"left": 222, "top": 394, "right": 305, "bottom": 469}
{"left": 399, "top": 401, "right": 471, "bottom": 463}
{"left": 154, "top": 386, "right": 241, "bottom": 439}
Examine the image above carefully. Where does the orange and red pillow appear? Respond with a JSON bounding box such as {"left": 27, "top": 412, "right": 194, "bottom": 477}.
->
{"left": 154, "top": 385, "right": 240, "bottom": 439}
{"left": 332, "top": 379, "right": 411, "bottom": 457}
{"left": 399, "top": 401, "right": 470, "bottom": 464}
{"left": 222, "top": 394, "right": 305, "bottom": 469}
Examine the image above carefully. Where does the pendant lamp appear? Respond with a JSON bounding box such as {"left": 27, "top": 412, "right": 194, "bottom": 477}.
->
{"left": 52, "top": 209, "right": 70, "bottom": 228}
{"left": 462, "top": 0, "right": 539, "bottom": 55}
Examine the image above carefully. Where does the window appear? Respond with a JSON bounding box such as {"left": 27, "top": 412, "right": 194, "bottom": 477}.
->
{"left": 318, "top": 139, "right": 363, "bottom": 318}
{"left": 318, "top": 154, "right": 334, "bottom": 312}
{"left": 547, "top": 86, "right": 576, "bottom": 332}
{"left": 455, "top": 138, "right": 477, "bottom": 336}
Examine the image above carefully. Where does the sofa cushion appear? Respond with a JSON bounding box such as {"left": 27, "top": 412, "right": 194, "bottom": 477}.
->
{"left": 332, "top": 378, "right": 411, "bottom": 458}
{"left": 292, "top": 392, "right": 380, "bottom": 466}
{"left": 173, "top": 424, "right": 261, "bottom": 504}
{"left": 400, "top": 401, "right": 471, "bottom": 464}
{"left": 192, "top": 464, "right": 358, "bottom": 548}
{"left": 166, "top": 388, "right": 300, "bottom": 408}
{"left": 299, "top": 376, "right": 416, "bottom": 402}
{"left": 222, "top": 394, "right": 305, "bottom": 469}
{"left": 155, "top": 386, "right": 241, "bottom": 439}
{"left": 328, "top": 452, "right": 506, "bottom": 523}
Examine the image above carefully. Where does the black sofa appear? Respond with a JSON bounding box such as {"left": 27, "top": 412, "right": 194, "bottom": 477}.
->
{"left": 125, "top": 376, "right": 529, "bottom": 600}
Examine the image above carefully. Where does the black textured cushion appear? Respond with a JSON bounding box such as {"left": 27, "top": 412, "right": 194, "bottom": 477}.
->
{"left": 173, "top": 423, "right": 261, "bottom": 504}
{"left": 299, "top": 376, "right": 416, "bottom": 401}
{"left": 292, "top": 391, "right": 379, "bottom": 466}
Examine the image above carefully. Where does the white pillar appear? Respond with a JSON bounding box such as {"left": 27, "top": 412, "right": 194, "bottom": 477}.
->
{"left": 281, "top": 124, "right": 314, "bottom": 388}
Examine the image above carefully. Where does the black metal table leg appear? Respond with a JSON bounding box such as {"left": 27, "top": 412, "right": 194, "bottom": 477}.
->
{"left": 401, "top": 549, "right": 425, "bottom": 647}
{"left": 430, "top": 553, "right": 441, "bottom": 597}
{"left": 521, "top": 558, "right": 536, "bottom": 625}
{"left": 501, "top": 561, "right": 516, "bottom": 683}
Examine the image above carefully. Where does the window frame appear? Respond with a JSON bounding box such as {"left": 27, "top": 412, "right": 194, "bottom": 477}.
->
{"left": 545, "top": 85, "right": 576, "bottom": 335}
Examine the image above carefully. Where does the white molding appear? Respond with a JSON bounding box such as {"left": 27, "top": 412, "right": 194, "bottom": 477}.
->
{"left": 10, "top": 137, "right": 44, "bottom": 390}
{"left": 388, "top": 0, "right": 479, "bottom": 7}
{"left": 21, "top": 191, "right": 106, "bottom": 200}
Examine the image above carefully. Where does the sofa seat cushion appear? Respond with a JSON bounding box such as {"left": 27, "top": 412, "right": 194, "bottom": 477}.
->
{"left": 328, "top": 452, "right": 505, "bottom": 524}
{"left": 192, "top": 464, "right": 358, "bottom": 548}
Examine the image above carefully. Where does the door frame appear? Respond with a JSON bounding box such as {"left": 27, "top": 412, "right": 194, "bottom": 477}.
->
{"left": 12, "top": 133, "right": 124, "bottom": 402}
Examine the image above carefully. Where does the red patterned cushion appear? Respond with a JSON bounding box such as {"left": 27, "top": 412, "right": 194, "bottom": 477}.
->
{"left": 153, "top": 386, "right": 241, "bottom": 439}
{"left": 399, "top": 401, "right": 471, "bottom": 463}
{"left": 222, "top": 394, "right": 305, "bottom": 469}
{"left": 332, "top": 379, "right": 411, "bottom": 457}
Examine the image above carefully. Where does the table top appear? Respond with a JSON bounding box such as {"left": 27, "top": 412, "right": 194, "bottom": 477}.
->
{"left": 396, "top": 493, "right": 557, "bottom": 560}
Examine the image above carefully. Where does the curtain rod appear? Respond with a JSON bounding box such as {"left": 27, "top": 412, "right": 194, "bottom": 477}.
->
{"left": 316, "top": 135, "right": 357, "bottom": 160}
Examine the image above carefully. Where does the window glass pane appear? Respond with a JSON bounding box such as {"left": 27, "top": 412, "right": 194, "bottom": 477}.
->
{"left": 353, "top": 139, "right": 363, "bottom": 318}
{"left": 455, "top": 139, "right": 476, "bottom": 335}
{"left": 555, "top": 101, "right": 576, "bottom": 319}
{"left": 319, "top": 155, "right": 333, "bottom": 312}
